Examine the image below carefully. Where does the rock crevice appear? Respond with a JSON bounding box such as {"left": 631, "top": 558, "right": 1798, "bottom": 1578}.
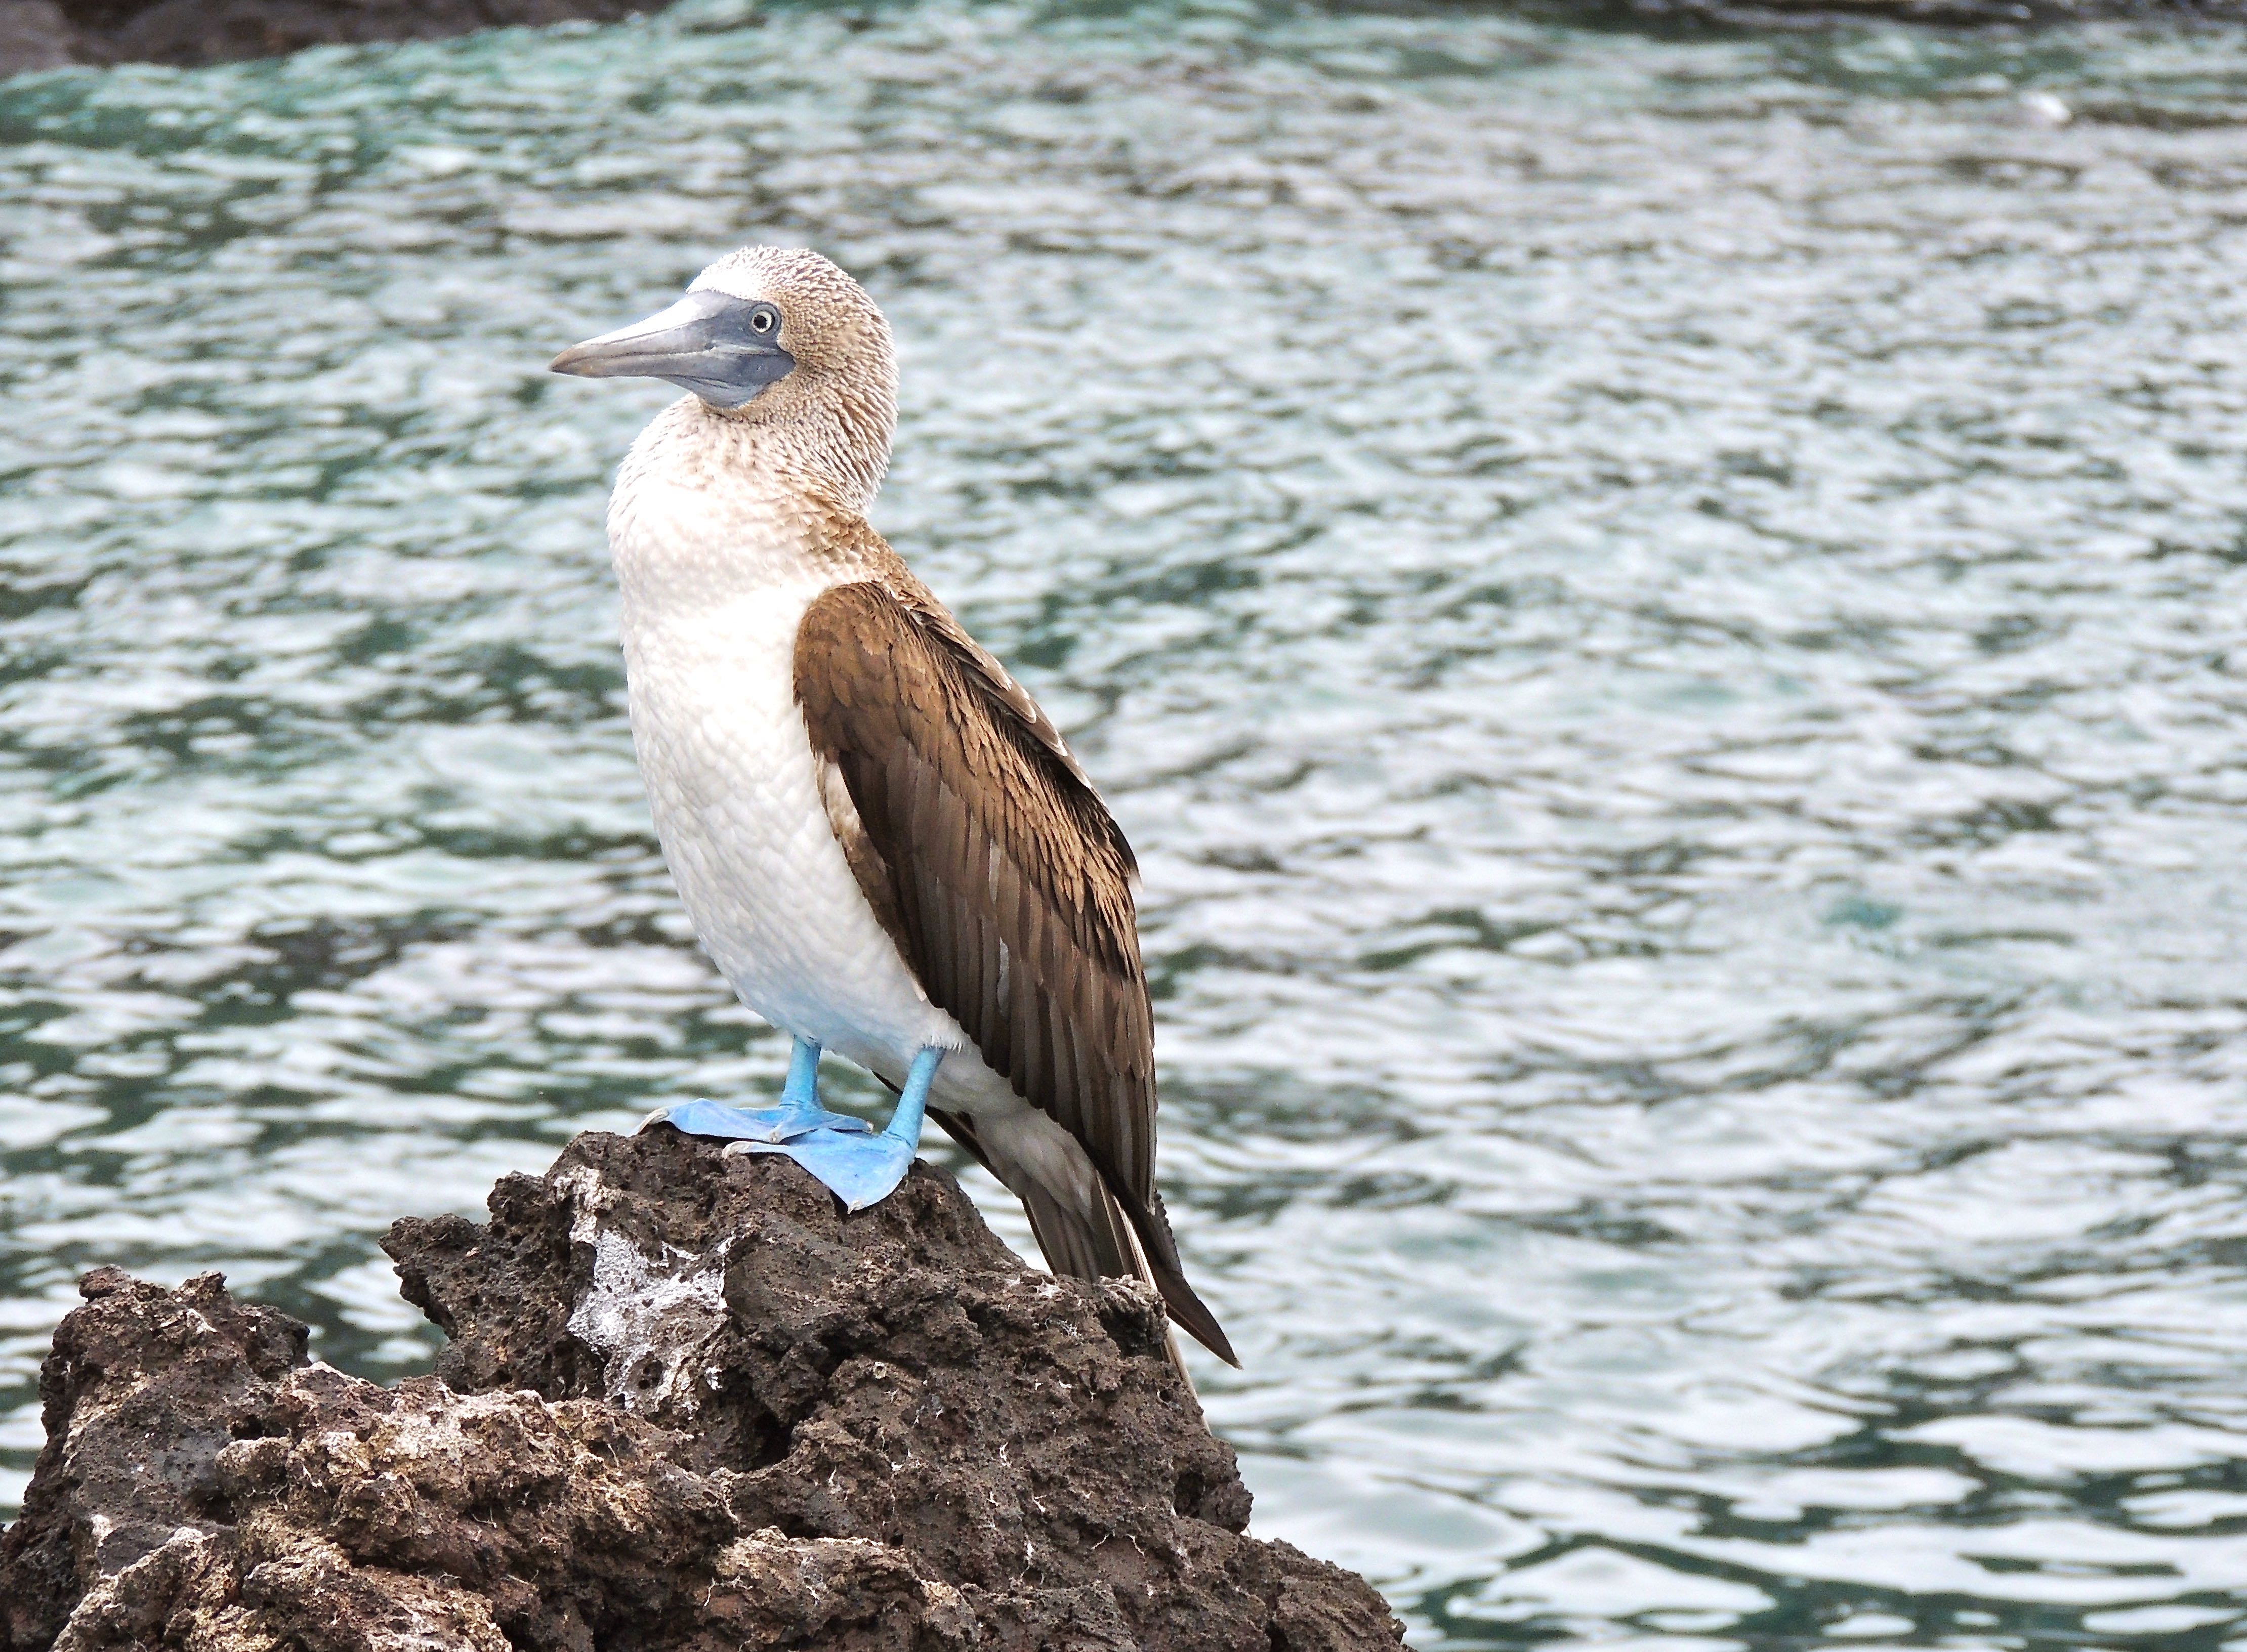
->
{"left": 0, "top": 1128, "right": 1404, "bottom": 1652}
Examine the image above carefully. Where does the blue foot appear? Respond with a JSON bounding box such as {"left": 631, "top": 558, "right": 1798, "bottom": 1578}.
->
{"left": 731, "top": 1046, "right": 943, "bottom": 1213}
{"left": 640, "top": 1036, "right": 871, "bottom": 1144}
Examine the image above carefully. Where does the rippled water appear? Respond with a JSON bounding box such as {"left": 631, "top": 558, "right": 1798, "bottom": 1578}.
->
{"left": 7, "top": 1, "right": 2247, "bottom": 1642}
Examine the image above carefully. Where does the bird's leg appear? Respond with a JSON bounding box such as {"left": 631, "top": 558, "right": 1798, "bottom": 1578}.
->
{"left": 639, "top": 1034, "right": 873, "bottom": 1144}
{"left": 773, "top": 1034, "right": 849, "bottom": 1131}
{"left": 725, "top": 1045, "right": 945, "bottom": 1212}
{"left": 883, "top": 1045, "right": 942, "bottom": 1150}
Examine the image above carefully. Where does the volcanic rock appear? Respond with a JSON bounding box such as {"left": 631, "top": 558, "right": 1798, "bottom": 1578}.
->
{"left": 0, "top": 1127, "right": 1405, "bottom": 1652}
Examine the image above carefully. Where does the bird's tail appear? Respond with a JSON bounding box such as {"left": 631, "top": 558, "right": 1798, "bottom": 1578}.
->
{"left": 1016, "top": 1173, "right": 1238, "bottom": 1381}
{"left": 1128, "top": 1183, "right": 1238, "bottom": 1368}
{"left": 932, "top": 1106, "right": 1237, "bottom": 1381}
{"left": 1014, "top": 1177, "right": 1188, "bottom": 1389}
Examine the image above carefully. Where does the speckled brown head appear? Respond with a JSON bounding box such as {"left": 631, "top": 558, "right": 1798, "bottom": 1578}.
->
{"left": 552, "top": 246, "right": 898, "bottom": 504}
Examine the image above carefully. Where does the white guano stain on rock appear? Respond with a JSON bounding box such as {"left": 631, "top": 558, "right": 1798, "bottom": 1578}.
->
{"left": 565, "top": 1220, "right": 733, "bottom": 1416}
{"left": 552, "top": 1164, "right": 616, "bottom": 1245}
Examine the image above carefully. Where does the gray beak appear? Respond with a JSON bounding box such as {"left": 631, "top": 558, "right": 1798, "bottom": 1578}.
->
{"left": 550, "top": 289, "right": 795, "bottom": 408}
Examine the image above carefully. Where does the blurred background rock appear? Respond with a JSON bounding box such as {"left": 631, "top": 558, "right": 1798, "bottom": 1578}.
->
{"left": 1, "top": 0, "right": 636, "bottom": 76}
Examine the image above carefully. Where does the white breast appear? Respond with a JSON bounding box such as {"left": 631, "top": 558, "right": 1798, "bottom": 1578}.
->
{"left": 608, "top": 419, "right": 958, "bottom": 1080}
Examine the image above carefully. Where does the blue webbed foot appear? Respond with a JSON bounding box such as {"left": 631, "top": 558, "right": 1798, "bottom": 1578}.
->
{"left": 640, "top": 1036, "right": 871, "bottom": 1144}
{"left": 730, "top": 1046, "right": 943, "bottom": 1213}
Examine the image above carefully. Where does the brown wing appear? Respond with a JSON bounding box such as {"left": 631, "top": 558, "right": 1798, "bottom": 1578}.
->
{"left": 794, "top": 580, "right": 1234, "bottom": 1364}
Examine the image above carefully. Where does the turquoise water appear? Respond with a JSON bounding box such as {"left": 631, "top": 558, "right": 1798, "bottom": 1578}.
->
{"left": 6, "top": 2, "right": 2247, "bottom": 1643}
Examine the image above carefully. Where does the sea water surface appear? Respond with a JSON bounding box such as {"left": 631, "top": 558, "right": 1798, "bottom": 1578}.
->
{"left": 5, "top": 1, "right": 2247, "bottom": 1642}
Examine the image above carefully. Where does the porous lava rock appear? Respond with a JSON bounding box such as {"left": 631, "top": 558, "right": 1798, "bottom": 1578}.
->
{"left": 0, "top": 1127, "right": 1405, "bottom": 1652}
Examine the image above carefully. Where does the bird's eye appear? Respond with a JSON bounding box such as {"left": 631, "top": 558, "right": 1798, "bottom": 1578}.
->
{"left": 750, "top": 305, "right": 779, "bottom": 335}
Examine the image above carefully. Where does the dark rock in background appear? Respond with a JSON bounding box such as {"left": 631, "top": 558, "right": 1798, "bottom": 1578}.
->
{"left": 0, "top": 5, "right": 74, "bottom": 72}
{"left": 0, "top": 1129, "right": 1404, "bottom": 1652}
{"left": 6, "top": 0, "right": 2247, "bottom": 82}
{"left": 0, "top": 0, "right": 640, "bottom": 77}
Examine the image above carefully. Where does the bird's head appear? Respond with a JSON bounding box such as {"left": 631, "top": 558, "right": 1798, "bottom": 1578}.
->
{"left": 551, "top": 246, "right": 898, "bottom": 502}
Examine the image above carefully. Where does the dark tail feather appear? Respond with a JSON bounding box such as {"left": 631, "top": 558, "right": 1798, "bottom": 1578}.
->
{"left": 1144, "top": 1254, "right": 1236, "bottom": 1368}
{"left": 931, "top": 1107, "right": 1234, "bottom": 1376}
{"left": 1119, "top": 1184, "right": 1238, "bottom": 1367}
{"left": 1016, "top": 1174, "right": 1135, "bottom": 1283}
{"left": 1019, "top": 1177, "right": 1214, "bottom": 1388}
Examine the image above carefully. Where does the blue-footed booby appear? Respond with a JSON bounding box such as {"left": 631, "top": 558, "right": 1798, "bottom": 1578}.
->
{"left": 551, "top": 247, "right": 1236, "bottom": 1368}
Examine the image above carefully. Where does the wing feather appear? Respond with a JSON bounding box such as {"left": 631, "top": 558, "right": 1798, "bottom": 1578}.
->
{"left": 794, "top": 579, "right": 1234, "bottom": 1364}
